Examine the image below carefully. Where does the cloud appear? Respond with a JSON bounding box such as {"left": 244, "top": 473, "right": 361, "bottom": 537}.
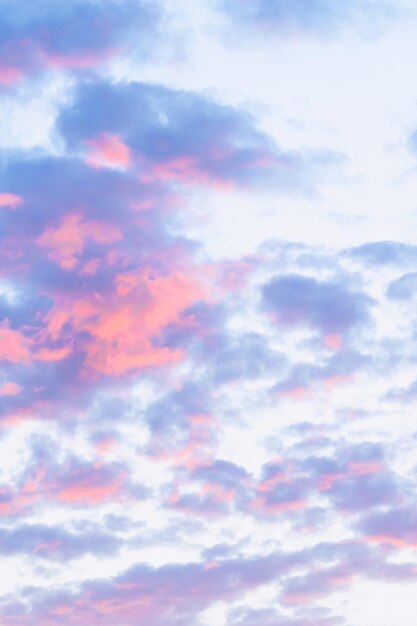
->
{"left": 56, "top": 79, "right": 341, "bottom": 193}
{"left": 0, "top": 446, "right": 133, "bottom": 521}
{"left": 0, "top": 523, "right": 121, "bottom": 560}
{"left": 358, "top": 505, "right": 417, "bottom": 548}
{"left": 218, "top": 0, "right": 399, "bottom": 39}
{"left": 1, "top": 552, "right": 301, "bottom": 625}
{"left": 0, "top": 2, "right": 417, "bottom": 621}
{"left": 0, "top": 228, "right": 415, "bottom": 626}
{"left": 386, "top": 272, "right": 417, "bottom": 299}
{"left": 3, "top": 539, "right": 416, "bottom": 625}
{"left": 261, "top": 273, "right": 372, "bottom": 339}
{"left": 344, "top": 241, "right": 417, "bottom": 266}
{"left": 0, "top": 148, "right": 206, "bottom": 419}
{"left": 0, "top": 73, "right": 343, "bottom": 424}
{"left": 228, "top": 605, "right": 347, "bottom": 626}
{"left": 168, "top": 459, "right": 251, "bottom": 516}
{"left": 158, "top": 302, "right": 285, "bottom": 385}
{"left": 0, "top": 0, "right": 160, "bottom": 85}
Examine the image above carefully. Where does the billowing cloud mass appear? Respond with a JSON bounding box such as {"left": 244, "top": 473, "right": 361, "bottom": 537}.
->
{"left": 1, "top": 1, "right": 417, "bottom": 626}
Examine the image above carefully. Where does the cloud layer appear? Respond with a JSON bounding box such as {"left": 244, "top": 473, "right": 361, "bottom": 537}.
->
{"left": 1, "top": 1, "right": 417, "bottom": 626}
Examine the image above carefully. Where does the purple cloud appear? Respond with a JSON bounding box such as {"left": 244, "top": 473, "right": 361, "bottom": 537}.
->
{"left": 56, "top": 80, "right": 341, "bottom": 193}
{"left": 0, "top": 0, "right": 160, "bottom": 85}
{"left": 262, "top": 273, "right": 372, "bottom": 343}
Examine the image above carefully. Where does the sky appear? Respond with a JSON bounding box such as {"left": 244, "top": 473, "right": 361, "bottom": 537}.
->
{"left": 1, "top": 0, "right": 417, "bottom": 624}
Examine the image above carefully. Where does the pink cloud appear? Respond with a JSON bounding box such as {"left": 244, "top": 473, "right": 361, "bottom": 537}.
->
{"left": 95, "top": 436, "right": 119, "bottom": 456}
{"left": 0, "top": 327, "right": 32, "bottom": 364}
{"left": 324, "top": 333, "right": 343, "bottom": 350}
{"left": 42, "top": 47, "right": 116, "bottom": 70}
{"left": 22, "top": 467, "right": 47, "bottom": 495}
{"left": 365, "top": 534, "right": 417, "bottom": 550}
{"left": 323, "top": 373, "right": 355, "bottom": 390}
{"left": 81, "top": 271, "right": 205, "bottom": 376}
{"left": 17, "top": 461, "right": 128, "bottom": 509}
{"left": 317, "top": 472, "right": 345, "bottom": 491}
{"left": 251, "top": 497, "right": 307, "bottom": 514}
{"left": 0, "top": 192, "right": 23, "bottom": 207}
{"left": 86, "top": 133, "right": 131, "bottom": 169}
{"left": 0, "top": 325, "right": 73, "bottom": 367}
{"left": 49, "top": 605, "right": 74, "bottom": 616}
{"left": 33, "top": 541, "right": 62, "bottom": 555}
{"left": 54, "top": 478, "right": 124, "bottom": 505}
{"left": 36, "top": 213, "right": 122, "bottom": 270}
{"left": 282, "top": 590, "right": 327, "bottom": 605}
{"left": 0, "top": 66, "right": 23, "bottom": 85}
{"left": 149, "top": 157, "right": 234, "bottom": 190}
{"left": 0, "top": 485, "right": 38, "bottom": 518}
{"left": 200, "top": 482, "right": 236, "bottom": 503}
{"left": 279, "top": 386, "right": 312, "bottom": 400}
{"left": 257, "top": 465, "right": 292, "bottom": 494}
{"left": 36, "top": 346, "right": 73, "bottom": 363}
{"left": 348, "top": 461, "right": 383, "bottom": 476}
{"left": 80, "top": 258, "right": 101, "bottom": 276}
{"left": 0, "top": 382, "right": 22, "bottom": 396}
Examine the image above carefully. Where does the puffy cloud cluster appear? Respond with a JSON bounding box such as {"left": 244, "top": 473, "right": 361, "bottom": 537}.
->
{"left": 1, "top": 2, "right": 417, "bottom": 626}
